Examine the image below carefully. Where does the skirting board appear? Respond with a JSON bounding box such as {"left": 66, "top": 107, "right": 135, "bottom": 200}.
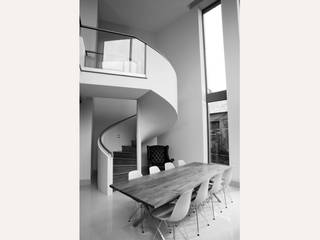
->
{"left": 230, "top": 181, "right": 240, "bottom": 188}
{"left": 80, "top": 179, "right": 91, "bottom": 186}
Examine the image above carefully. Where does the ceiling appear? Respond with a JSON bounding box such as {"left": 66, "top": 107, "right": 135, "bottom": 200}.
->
{"left": 98, "top": 0, "right": 194, "bottom": 32}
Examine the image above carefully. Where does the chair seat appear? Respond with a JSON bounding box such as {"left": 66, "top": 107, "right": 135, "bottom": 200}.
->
{"left": 151, "top": 203, "right": 175, "bottom": 220}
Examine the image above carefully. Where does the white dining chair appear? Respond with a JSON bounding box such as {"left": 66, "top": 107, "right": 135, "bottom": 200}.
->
{"left": 165, "top": 162, "right": 175, "bottom": 170}
{"left": 177, "top": 160, "right": 186, "bottom": 166}
{"left": 127, "top": 170, "right": 144, "bottom": 232}
{"left": 208, "top": 173, "right": 224, "bottom": 220}
{"left": 222, "top": 168, "right": 233, "bottom": 208}
{"left": 128, "top": 170, "right": 142, "bottom": 180}
{"left": 191, "top": 179, "right": 210, "bottom": 236}
{"left": 151, "top": 189, "right": 193, "bottom": 240}
{"left": 149, "top": 166, "right": 161, "bottom": 175}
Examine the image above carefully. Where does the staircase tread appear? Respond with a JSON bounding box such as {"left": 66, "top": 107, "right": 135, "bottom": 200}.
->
{"left": 113, "top": 164, "right": 137, "bottom": 167}
{"left": 113, "top": 172, "right": 131, "bottom": 176}
{"left": 113, "top": 157, "right": 137, "bottom": 160}
{"left": 114, "top": 151, "right": 136, "bottom": 153}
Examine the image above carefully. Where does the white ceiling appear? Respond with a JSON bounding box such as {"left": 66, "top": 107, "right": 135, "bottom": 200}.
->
{"left": 98, "top": 0, "right": 194, "bottom": 32}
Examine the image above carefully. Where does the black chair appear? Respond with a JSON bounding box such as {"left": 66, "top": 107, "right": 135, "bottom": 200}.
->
{"left": 147, "top": 145, "right": 174, "bottom": 171}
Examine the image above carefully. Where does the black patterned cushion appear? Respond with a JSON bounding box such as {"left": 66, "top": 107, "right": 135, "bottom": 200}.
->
{"left": 147, "top": 145, "right": 172, "bottom": 169}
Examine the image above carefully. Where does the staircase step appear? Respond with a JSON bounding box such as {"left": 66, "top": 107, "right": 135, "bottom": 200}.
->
{"left": 113, "top": 172, "right": 129, "bottom": 184}
{"left": 113, "top": 151, "right": 136, "bottom": 158}
{"left": 113, "top": 157, "right": 136, "bottom": 165}
{"left": 113, "top": 165, "right": 137, "bottom": 174}
{"left": 122, "top": 145, "right": 136, "bottom": 153}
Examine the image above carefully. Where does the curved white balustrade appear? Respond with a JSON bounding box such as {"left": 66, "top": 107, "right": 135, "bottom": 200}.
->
{"left": 80, "top": 36, "right": 178, "bottom": 195}
{"left": 97, "top": 140, "right": 113, "bottom": 195}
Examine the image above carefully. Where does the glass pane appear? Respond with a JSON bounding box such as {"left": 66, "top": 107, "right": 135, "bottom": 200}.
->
{"left": 131, "top": 39, "right": 145, "bottom": 74}
{"left": 208, "top": 101, "right": 229, "bottom": 165}
{"left": 102, "top": 39, "right": 130, "bottom": 71}
{"left": 203, "top": 5, "right": 226, "bottom": 93}
{"left": 80, "top": 26, "right": 146, "bottom": 75}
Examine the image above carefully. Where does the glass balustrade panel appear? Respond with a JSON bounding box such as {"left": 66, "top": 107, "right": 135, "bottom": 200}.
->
{"left": 80, "top": 26, "right": 146, "bottom": 76}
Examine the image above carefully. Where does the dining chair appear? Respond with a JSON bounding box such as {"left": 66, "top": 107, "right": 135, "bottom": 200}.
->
{"left": 222, "top": 168, "right": 234, "bottom": 208}
{"left": 208, "top": 173, "right": 224, "bottom": 220}
{"left": 127, "top": 170, "right": 144, "bottom": 232}
{"left": 165, "top": 162, "right": 175, "bottom": 170}
{"left": 151, "top": 189, "right": 193, "bottom": 240}
{"left": 149, "top": 166, "right": 161, "bottom": 175}
{"left": 191, "top": 179, "right": 210, "bottom": 236}
{"left": 177, "top": 160, "right": 186, "bottom": 166}
{"left": 128, "top": 170, "right": 142, "bottom": 180}
{"left": 147, "top": 145, "right": 174, "bottom": 170}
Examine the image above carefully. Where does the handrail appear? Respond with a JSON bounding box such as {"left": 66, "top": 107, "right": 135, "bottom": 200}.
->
{"left": 98, "top": 114, "right": 137, "bottom": 157}
{"left": 80, "top": 23, "right": 148, "bottom": 47}
{"left": 79, "top": 22, "right": 172, "bottom": 65}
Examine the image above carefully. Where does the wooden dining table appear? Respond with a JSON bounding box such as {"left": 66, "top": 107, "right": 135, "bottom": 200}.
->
{"left": 110, "top": 162, "right": 230, "bottom": 238}
{"left": 110, "top": 162, "right": 230, "bottom": 209}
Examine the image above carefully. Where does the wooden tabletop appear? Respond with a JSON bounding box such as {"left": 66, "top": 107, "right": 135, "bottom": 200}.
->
{"left": 110, "top": 162, "right": 230, "bottom": 208}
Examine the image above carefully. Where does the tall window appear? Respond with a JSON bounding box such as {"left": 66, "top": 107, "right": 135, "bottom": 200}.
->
{"left": 203, "top": 2, "right": 229, "bottom": 165}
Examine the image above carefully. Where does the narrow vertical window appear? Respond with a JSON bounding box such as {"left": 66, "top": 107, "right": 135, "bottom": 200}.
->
{"left": 203, "top": 2, "right": 229, "bottom": 165}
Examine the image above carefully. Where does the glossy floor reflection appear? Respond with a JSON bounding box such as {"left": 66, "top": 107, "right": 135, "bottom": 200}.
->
{"left": 80, "top": 184, "right": 239, "bottom": 240}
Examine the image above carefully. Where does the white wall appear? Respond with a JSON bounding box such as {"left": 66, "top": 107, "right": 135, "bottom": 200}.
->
{"left": 101, "top": 116, "right": 136, "bottom": 152}
{"left": 155, "top": 9, "right": 208, "bottom": 165}
{"left": 221, "top": 0, "right": 240, "bottom": 183}
{"left": 80, "top": 98, "right": 93, "bottom": 181}
{"left": 91, "top": 98, "right": 136, "bottom": 172}
{"left": 136, "top": 91, "right": 177, "bottom": 172}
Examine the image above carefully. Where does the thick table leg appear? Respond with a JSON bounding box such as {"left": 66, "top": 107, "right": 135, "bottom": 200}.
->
{"left": 132, "top": 205, "right": 147, "bottom": 228}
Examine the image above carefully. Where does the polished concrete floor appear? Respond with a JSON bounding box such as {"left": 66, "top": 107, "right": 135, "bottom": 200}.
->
{"left": 80, "top": 184, "right": 239, "bottom": 240}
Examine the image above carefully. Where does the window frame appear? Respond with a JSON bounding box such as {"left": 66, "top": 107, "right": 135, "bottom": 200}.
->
{"left": 202, "top": 0, "right": 229, "bottom": 165}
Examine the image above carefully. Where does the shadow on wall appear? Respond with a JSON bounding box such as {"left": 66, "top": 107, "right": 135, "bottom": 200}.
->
{"left": 91, "top": 98, "right": 137, "bottom": 178}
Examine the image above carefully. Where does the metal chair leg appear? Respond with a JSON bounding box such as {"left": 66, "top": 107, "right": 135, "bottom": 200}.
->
{"left": 140, "top": 205, "right": 144, "bottom": 233}
{"left": 163, "top": 221, "right": 171, "bottom": 234}
{"left": 213, "top": 192, "right": 222, "bottom": 203}
{"left": 223, "top": 188, "right": 228, "bottom": 208}
{"left": 199, "top": 205, "right": 210, "bottom": 226}
{"left": 210, "top": 197, "right": 215, "bottom": 220}
{"left": 195, "top": 207, "right": 200, "bottom": 236}
{"left": 152, "top": 221, "right": 164, "bottom": 240}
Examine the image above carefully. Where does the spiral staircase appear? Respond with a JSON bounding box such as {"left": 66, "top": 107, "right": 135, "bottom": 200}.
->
{"left": 80, "top": 24, "right": 178, "bottom": 195}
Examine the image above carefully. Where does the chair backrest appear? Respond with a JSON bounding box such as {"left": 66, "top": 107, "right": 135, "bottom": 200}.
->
{"left": 177, "top": 160, "right": 186, "bottom": 166}
{"left": 193, "top": 179, "right": 210, "bottom": 206}
{"left": 222, "top": 167, "right": 233, "bottom": 187}
{"left": 128, "top": 170, "right": 142, "bottom": 180}
{"left": 211, "top": 173, "right": 223, "bottom": 193}
{"left": 168, "top": 189, "right": 193, "bottom": 222}
{"left": 165, "top": 162, "right": 175, "bottom": 170}
{"left": 149, "top": 166, "right": 160, "bottom": 175}
{"left": 147, "top": 145, "right": 170, "bottom": 169}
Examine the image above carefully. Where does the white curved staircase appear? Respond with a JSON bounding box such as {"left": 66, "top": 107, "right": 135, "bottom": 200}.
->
{"left": 80, "top": 24, "right": 178, "bottom": 195}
